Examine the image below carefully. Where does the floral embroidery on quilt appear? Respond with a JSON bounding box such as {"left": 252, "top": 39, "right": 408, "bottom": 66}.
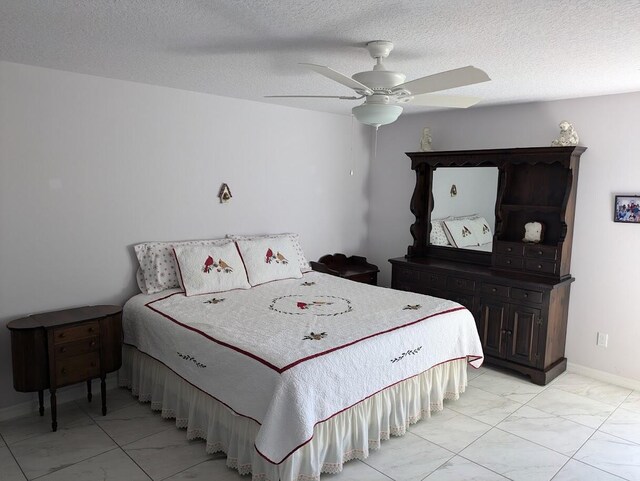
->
{"left": 203, "top": 297, "right": 225, "bottom": 304}
{"left": 403, "top": 304, "right": 421, "bottom": 310}
{"left": 265, "top": 248, "right": 288, "bottom": 264}
{"left": 301, "top": 281, "right": 316, "bottom": 286}
{"left": 303, "top": 332, "right": 327, "bottom": 341}
{"left": 177, "top": 352, "right": 207, "bottom": 368}
{"left": 390, "top": 346, "right": 422, "bottom": 363}
{"left": 202, "top": 256, "right": 233, "bottom": 273}
{"left": 269, "top": 295, "right": 353, "bottom": 316}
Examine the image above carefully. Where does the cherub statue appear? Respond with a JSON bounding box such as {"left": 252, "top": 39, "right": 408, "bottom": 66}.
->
{"left": 420, "top": 127, "right": 433, "bottom": 151}
{"left": 551, "top": 121, "right": 579, "bottom": 147}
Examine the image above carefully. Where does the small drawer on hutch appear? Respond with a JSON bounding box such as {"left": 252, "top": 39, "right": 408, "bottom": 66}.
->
{"left": 510, "top": 288, "right": 543, "bottom": 303}
{"left": 55, "top": 337, "right": 99, "bottom": 359}
{"left": 495, "top": 242, "right": 525, "bottom": 256}
{"left": 494, "top": 255, "right": 524, "bottom": 269}
{"left": 53, "top": 321, "right": 99, "bottom": 345}
{"left": 55, "top": 352, "right": 100, "bottom": 386}
{"left": 446, "top": 276, "right": 476, "bottom": 292}
{"left": 480, "top": 283, "right": 510, "bottom": 297}
{"left": 524, "top": 258, "right": 557, "bottom": 275}
{"left": 524, "top": 244, "right": 558, "bottom": 260}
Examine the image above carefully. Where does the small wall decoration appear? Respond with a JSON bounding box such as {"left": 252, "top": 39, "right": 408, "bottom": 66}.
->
{"left": 614, "top": 195, "right": 640, "bottom": 223}
{"left": 523, "top": 221, "right": 544, "bottom": 243}
{"left": 551, "top": 120, "right": 579, "bottom": 147}
{"left": 218, "top": 183, "right": 232, "bottom": 203}
{"left": 420, "top": 127, "right": 433, "bottom": 151}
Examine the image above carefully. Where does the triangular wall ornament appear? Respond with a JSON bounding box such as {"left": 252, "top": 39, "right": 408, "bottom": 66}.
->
{"left": 218, "top": 183, "right": 232, "bottom": 203}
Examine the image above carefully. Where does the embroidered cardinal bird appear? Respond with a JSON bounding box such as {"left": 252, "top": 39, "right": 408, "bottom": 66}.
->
{"left": 203, "top": 256, "right": 215, "bottom": 273}
{"left": 218, "top": 259, "right": 232, "bottom": 273}
{"left": 297, "top": 302, "right": 308, "bottom": 309}
{"left": 276, "top": 252, "right": 288, "bottom": 264}
{"left": 265, "top": 248, "right": 274, "bottom": 263}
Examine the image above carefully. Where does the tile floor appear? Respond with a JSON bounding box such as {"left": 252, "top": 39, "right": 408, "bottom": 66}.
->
{"left": 1, "top": 366, "right": 639, "bottom": 481}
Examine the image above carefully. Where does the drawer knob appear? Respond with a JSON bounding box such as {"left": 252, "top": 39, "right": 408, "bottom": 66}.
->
{"left": 537, "top": 264, "right": 543, "bottom": 269}
{"left": 507, "top": 247, "right": 512, "bottom": 252}
{"left": 537, "top": 250, "right": 543, "bottom": 255}
{"left": 506, "top": 260, "right": 512, "bottom": 265}
{"left": 491, "top": 287, "right": 497, "bottom": 292}
{"left": 524, "top": 293, "right": 529, "bottom": 298}
{"left": 90, "top": 341, "right": 96, "bottom": 347}
{"left": 501, "top": 329, "right": 507, "bottom": 334}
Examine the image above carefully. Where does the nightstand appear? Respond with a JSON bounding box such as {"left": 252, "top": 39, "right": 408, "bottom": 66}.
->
{"left": 7, "top": 305, "right": 123, "bottom": 431}
{"left": 310, "top": 253, "right": 379, "bottom": 285}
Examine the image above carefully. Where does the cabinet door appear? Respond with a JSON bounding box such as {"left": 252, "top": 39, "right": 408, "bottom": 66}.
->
{"left": 478, "top": 300, "right": 508, "bottom": 359}
{"left": 506, "top": 305, "right": 541, "bottom": 367}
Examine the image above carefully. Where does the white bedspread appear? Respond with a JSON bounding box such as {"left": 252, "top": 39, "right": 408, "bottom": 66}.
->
{"left": 123, "top": 271, "right": 483, "bottom": 464}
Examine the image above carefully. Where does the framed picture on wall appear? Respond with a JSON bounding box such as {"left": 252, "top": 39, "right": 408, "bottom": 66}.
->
{"left": 614, "top": 195, "right": 640, "bottom": 223}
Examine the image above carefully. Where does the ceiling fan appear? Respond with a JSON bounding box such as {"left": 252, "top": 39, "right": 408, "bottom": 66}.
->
{"left": 266, "top": 40, "right": 491, "bottom": 128}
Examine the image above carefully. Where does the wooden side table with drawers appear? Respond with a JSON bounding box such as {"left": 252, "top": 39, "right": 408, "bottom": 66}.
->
{"left": 310, "top": 253, "right": 379, "bottom": 286}
{"left": 7, "top": 305, "right": 123, "bottom": 431}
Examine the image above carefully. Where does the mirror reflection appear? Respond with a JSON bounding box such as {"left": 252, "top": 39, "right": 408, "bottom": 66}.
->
{"left": 430, "top": 167, "right": 499, "bottom": 251}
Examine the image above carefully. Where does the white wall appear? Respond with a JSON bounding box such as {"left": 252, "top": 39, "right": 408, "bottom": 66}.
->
{"left": 368, "top": 91, "right": 640, "bottom": 381}
{"left": 0, "top": 61, "right": 371, "bottom": 410}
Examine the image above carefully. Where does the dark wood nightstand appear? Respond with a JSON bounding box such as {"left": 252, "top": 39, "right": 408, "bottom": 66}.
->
{"left": 7, "top": 305, "right": 123, "bottom": 431}
{"left": 310, "top": 253, "right": 379, "bottom": 285}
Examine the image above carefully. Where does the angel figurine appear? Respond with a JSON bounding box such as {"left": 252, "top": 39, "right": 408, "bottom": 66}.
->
{"left": 420, "top": 127, "right": 433, "bottom": 151}
{"left": 551, "top": 121, "right": 579, "bottom": 147}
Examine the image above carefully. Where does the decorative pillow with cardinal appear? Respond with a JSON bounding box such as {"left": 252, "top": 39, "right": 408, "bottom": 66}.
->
{"left": 226, "top": 233, "right": 311, "bottom": 272}
{"left": 235, "top": 236, "right": 303, "bottom": 286}
{"left": 173, "top": 242, "right": 250, "bottom": 296}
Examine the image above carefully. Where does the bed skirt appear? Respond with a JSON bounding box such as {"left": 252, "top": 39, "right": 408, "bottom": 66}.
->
{"left": 118, "top": 345, "right": 469, "bottom": 481}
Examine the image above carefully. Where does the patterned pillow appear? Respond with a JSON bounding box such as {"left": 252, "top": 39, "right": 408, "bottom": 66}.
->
{"left": 430, "top": 217, "right": 452, "bottom": 246}
{"left": 134, "top": 238, "right": 229, "bottom": 294}
{"left": 135, "top": 267, "right": 148, "bottom": 294}
{"left": 173, "top": 243, "right": 250, "bottom": 297}
{"left": 469, "top": 217, "right": 493, "bottom": 245}
{"left": 443, "top": 219, "right": 480, "bottom": 248}
{"left": 227, "top": 233, "right": 311, "bottom": 272}
{"left": 235, "top": 237, "right": 303, "bottom": 286}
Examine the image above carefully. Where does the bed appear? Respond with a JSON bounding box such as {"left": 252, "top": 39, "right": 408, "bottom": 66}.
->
{"left": 120, "top": 270, "right": 483, "bottom": 480}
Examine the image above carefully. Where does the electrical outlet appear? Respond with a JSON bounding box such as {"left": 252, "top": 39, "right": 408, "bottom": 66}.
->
{"left": 597, "top": 332, "right": 608, "bottom": 348}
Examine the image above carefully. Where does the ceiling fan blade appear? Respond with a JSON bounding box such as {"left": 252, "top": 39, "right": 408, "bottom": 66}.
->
{"left": 395, "top": 66, "right": 490, "bottom": 96}
{"left": 300, "top": 63, "right": 373, "bottom": 96}
{"left": 265, "top": 94, "right": 363, "bottom": 100}
{"left": 405, "top": 94, "right": 482, "bottom": 108}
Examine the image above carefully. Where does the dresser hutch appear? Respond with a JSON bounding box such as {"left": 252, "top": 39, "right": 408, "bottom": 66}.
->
{"left": 390, "top": 146, "right": 585, "bottom": 385}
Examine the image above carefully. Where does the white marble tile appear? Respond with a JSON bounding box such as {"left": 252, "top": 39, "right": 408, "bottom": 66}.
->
{"left": 164, "top": 456, "right": 242, "bottom": 480}
{"left": 527, "top": 388, "right": 616, "bottom": 428}
{"left": 600, "top": 407, "right": 640, "bottom": 445}
{"left": 467, "top": 366, "right": 485, "bottom": 381}
{"left": 574, "top": 431, "right": 640, "bottom": 481}
{"left": 0, "top": 446, "right": 26, "bottom": 480}
{"left": 470, "top": 371, "right": 546, "bottom": 403}
{"left": 95, "top": 401, "right": 174, "bottom": 445}
{"left": 80, "top": 387, "right": 139, "bottom": 419}
{"left": 36, "top": 448, "right": 151, "bottom": 481}
{"left": 621, "top": 391, "right": 640, "bottom": 414}
{"left": 423, "top": 456, "right": 508, "bottom": 480}
{"left": 362, "top": 432, "right": 453, "bottom": 481}
{"left": 324, "top": 459, "right": 392, "bottom": 481}
{"left": 0, "top": 433, "right": 6, "bottom": 448}
{"left": 460, "top": 428, "right": 568, "bottom": 481}
{"left": 123, "top": 427, "right": 213, "bottom": 480}
{"left": 551, "top": 373, "right": 632, "bottom": 406}
{"left": 410, "top": 409, "right": 491, "bottom": 452}
{"left": 496, "top": 405, "right": 594, "bottom": 456}
{"left": 0, "top": 401, "right": 93, "bottom": 446}
{"left": 552, "top": 459, "right": 625, "bottom": 481}
{"left": 10, "top": 423, "right": 117, "bottom": 480}
{"left": 446, "top": 386, "right": 522, "bottom": 425}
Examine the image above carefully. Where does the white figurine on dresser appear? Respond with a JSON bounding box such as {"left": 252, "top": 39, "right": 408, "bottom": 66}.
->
{"left": 551, "top": 120, "right": 579, "bottom": 146}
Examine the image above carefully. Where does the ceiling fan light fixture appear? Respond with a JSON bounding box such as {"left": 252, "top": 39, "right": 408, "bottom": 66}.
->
{"left": 352, "top": 103, "right": 403, "bottom": 128}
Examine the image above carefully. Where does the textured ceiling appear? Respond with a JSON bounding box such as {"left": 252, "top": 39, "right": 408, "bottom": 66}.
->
{"left": 2, "top": 0, "right": 640, "bottom": 115}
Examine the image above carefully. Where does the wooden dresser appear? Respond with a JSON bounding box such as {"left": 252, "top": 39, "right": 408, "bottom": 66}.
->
{"left": 7, "top": 305, "right": 123, "bottom": 430}
{"left": 391, "top": 146, "right": 585, "bottom": 385}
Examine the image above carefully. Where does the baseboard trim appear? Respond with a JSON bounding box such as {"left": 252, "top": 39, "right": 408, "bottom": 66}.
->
{"left": 0, "top": 374, "right": 119, "bottom": 422}
{"left": 566, "top": 362, "right": 640, "bottom": 391}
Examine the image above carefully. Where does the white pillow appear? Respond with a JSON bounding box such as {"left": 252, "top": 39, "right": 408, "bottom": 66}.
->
{"left": 235, "top": 237, "right": 303, "bottom": 286}
{"left": 227, "top": 233, "right": 311, "bottom": 272}
{"left": 443, "top": 219, "right": 480, "bottom": 248}
{"left": 173, "top": 242, "right": 250, "bottom": 297}
{"left": 469, "top": 217, "right": 493, "bottom": 245}
{"left": 134, "top": 238, "right": 229, "bottom": 294}
{"left": 430, "top": 217, "right": 452, "bottom": 246}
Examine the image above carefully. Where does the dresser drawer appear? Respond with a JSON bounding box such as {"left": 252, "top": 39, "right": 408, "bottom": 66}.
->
{"left": 396, "top": 267, "right": 420, "bottom": 283}
{"left": 481, "top": 282, "right": 510, "bottom": 298}
{"left": 510, "top": 288, "right": 543, "bottom": 304}
{"left": 53, "top": 321, "right": 99, "bottom": 345}
{"left": 445, "top": 291, "right": 475, "bottom": 311}
{"left": 524, "top": 244, "right": 558, "bottom": 260}
{"left": 524, "top": 258, "right": 558, "bottom": 275}
{"left": 424, "top": 272, "right": 447, "bottom": 289}
{"left": 495, "top": 242, "right": 525, "bottom": 256}
{"left": 55, "top": 352, "right": 100, "bottom": 386}
{"left": 55, "top": 337, "right": 99, "bottom": 359}
{"left": 494, "top": 255, "right": 524, "bottom": 269}
{"left": 446, "top": 276, "right": 476, "bottom": 292}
